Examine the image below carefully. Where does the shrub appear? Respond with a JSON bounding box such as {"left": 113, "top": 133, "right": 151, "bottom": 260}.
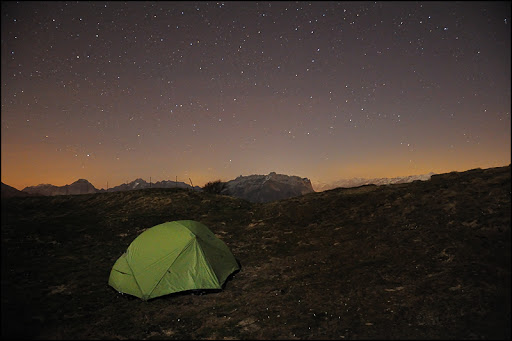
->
{"left": 203, "top": 180, "right": 226, "bottom": 194}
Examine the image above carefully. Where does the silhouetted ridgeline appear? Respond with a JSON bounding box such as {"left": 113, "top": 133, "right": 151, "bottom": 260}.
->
{"left": 18, "top": 178, "right": 200, "bottom": 197}
{"left": 21, "top": 179, "right": 97, "bottom": 196}
{"left": 12, "top": 172, "right": 315, "bottom": 203}
{"left": 1, "top": 182, "right": 32, "bottom": 198}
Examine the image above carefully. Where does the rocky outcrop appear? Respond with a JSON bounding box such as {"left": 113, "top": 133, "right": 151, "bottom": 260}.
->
{"left": 221, "top": 172, "right": 315, "bottom": 203}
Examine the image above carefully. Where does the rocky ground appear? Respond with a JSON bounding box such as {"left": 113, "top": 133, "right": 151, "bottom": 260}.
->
{"left": 1, "top": 165, "right": 510, "bottom": 339}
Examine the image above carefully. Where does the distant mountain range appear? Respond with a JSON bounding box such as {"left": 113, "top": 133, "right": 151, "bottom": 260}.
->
{"left": 313, "top": 172, "right": 436, "bottom": 192}
{"left": 99, "top": 178, "right": 202, "bottom": 193}
{"left": 20, "top": 179, "right": 98, "bottom": 196}
{"left": 15, "top": 178, "right": 200, "bottom": 197}
{"left": 2, "top": 171, "right": 435, "bottom": 202}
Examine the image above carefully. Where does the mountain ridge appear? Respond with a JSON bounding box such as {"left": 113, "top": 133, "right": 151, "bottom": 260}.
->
{"left": 21, "top": 179, "right": 97, "bottom": 196}
{"left": 14, "top": 171, "right": 435, "bottom": 195}
{"left": 1, "top": 182, "right": 33, "bottom": 198}
{"left": 99, "top": 178, "right": 202, "bottom": 193}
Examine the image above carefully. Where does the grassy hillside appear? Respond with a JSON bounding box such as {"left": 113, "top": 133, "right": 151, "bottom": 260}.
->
{"left": 1, "top": 165, "right": 510, "bottom": 339}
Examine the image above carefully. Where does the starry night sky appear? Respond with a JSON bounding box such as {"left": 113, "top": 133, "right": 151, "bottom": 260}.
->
{"left": 2, "top": 1, "right": 510, "bottom": 191}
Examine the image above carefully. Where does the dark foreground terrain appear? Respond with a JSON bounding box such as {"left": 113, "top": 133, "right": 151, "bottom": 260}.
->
{"left": 1, "top": 166, "right": 510, "bottom": 340}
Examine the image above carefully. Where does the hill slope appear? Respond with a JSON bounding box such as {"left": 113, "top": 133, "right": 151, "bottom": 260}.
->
{"left": 1, "top": 165, "right": 510, "bottom": 339}
{"left": 1, "top": 182, "right": 32, "bottom": 198}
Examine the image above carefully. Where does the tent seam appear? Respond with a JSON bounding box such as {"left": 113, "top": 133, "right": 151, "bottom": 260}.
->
{"left": 197, "top": 240, "right": 221, "bottom": 288}
{"left": 124, "top": 253, "right": 146, "bottom": 300}
{"left": 147, "top": 237, "right": 195, "bottom": 299}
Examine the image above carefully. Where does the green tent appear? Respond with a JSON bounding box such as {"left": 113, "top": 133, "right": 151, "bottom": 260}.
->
{"left": 108, "top": 220, "right": 240, "bottom": 301}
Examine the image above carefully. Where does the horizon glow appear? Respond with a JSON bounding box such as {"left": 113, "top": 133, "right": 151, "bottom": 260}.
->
{"left": 2, "top": 1, "right": 510, "bottom": 191}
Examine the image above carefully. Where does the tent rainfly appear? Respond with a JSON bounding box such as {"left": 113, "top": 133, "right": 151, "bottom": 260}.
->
{"left": 108, "top": 220, "right": 240, "bottom": 300}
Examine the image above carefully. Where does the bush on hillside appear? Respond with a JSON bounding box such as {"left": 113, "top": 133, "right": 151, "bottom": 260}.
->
{"left": 203, "top": 180, "right": 226, "bottom": 194}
